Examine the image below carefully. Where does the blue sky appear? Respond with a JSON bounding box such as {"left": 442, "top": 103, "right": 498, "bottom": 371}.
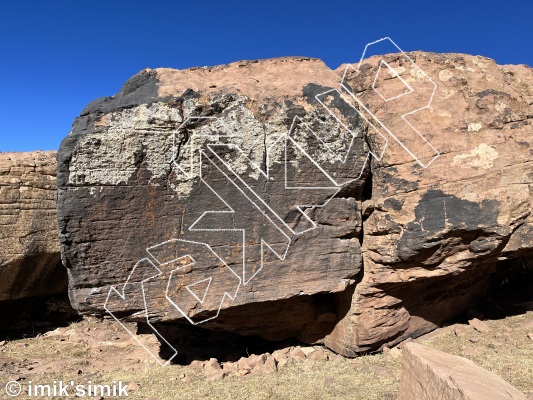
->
{"left": 1, "top": 0, "right": 532, "bottom": 152}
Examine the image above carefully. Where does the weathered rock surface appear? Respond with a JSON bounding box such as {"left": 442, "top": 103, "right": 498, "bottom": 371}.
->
{"left": 58, "top": 51, "right": 533, "bottom": 354}
{"left": 325, "top": 53, "right": 533, "bottom": 355}
{"left": 398, "top": 342, "right": 527, "bottom": 400}
{"left": 58, "top": 57, "right": 365, "bottom": 341}
{"left": 0, "top": 151, "right": 65, "bottom": 303}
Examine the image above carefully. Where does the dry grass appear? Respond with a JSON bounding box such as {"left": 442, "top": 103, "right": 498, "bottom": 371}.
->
{"left": 97, "top": 354, "right": 401, "bottom": 400}
{"left": 1, "top": 311, "right": 531, "bottom": 399}
{"left": 0, "top": 321, "right": 401, "bottom": 400}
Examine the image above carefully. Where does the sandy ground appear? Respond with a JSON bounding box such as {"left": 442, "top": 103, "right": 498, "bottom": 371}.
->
{"left": 1, "top": 290, "right": 532, "bottom": 399}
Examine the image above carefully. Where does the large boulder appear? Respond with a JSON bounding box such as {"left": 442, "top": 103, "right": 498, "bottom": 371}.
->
{"left": 57, "top": 51, "right": 533, "bottom": 353}
{"left": 57, "top": 57, "right": 366, "bottom": 341}
{"left": 324, "top": 52, "right": 533, "bottom": 355}
{"left": 0, "top": 151, "right": 66, "bottom": 302}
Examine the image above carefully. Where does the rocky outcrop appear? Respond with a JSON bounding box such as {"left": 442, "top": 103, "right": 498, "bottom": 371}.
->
{"left": 0, "top": 151, "right": 66, "bottom": 302}
{"left": 57, "top": 57, "right": 365, "bottom": 342}
{"left": 324, "top": 53, "right": 533, "bottom": 355}
{"left": 57, "top": 50, "right": 533, "bottom": 354}
{"left": 398, "top": 343, "right": 527, "bottom": 400}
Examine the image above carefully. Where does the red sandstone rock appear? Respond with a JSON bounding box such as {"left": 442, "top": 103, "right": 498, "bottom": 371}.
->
{"left": 56, "top": 51, "right": 533, "bottom": 356}
{"left": 399, "top": 342, "right": 527, "bottom": 400}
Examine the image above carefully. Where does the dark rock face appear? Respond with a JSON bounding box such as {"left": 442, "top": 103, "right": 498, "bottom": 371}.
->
{"left": 57, "top": 58, "right": 366, "bottom": 342}
{"left": 397, "top": 190, "right": 501, "bottom": 261}
{"left": 0, "top": 152, "right": 66, "bottom": 303}
{"left": 57, "top": 52, "right": 533, "bottom": 355}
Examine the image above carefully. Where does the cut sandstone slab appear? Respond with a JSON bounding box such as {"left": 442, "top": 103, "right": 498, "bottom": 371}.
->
{"left": 398, "top": 342, "right": 527, "bottom": 400}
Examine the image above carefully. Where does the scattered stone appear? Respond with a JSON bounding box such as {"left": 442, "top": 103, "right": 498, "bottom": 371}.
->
{"left": 289, "top": 347, "right": 306, "bottom": 361}
{"left": 468, "top": 318, "right": 491, "bottom": 333}
{"left": 205, "top": 358, "right": 220, "bottom": 368}
{"left": 127, "top": 382, "right": 140, "bottom": 391}
{"left": 501, "top": 363, "right": 521, "bottom": 379}
{"left": 251, "top": 356, "right": 277, "bottom": 375}
{"left": 277, "top": 357, "right": 289, "bottom": 369}
{"left": 237, "top": 357, "right": 252, "bottom": 371}
{"left": 246, "top": 354, "right": 266, "bottom": 369}
{"left": 271, "top": 348, "right": 289, "bottom": 363}
{"left": 398, "top": 343, "right": 527, "bottom": 400}
{"left": 300, "top": 347, "right": 316, "bottom": 356}
{"left": 189, "top": 360, "right": 205, "bottom": 368}
{"left": 388, "top": 348, "right": 402, "bottom": 360}
{"left": 527, "top": 333, "right": 533, "bottom": 341}
{"left": 308, "top": 349, "right": 329, "bottom": 361}
{"left": 454, "top": 324, "right": 474, "bottom": 337}
{"left": 205, "top": 359, "right": 225, "bottom": 381}
{"left": 222, "top": 362, "right": 238, "bottom": 374}
{"left": 205, "top": 368, "right": 225, "bottom": 382}
{"left": 0, "top": 341, "right": 6, "bottom": 347}
{"left": 491, "top": 339, "right": 506, "bottom": 354}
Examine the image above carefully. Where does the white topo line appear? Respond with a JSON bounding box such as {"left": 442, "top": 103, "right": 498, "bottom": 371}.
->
{"left": 105, "top": 37, "right": 440, "bottom": 365}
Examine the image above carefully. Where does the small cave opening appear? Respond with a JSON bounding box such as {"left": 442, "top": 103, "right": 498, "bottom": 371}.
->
{"left": 139, "top": 321, "right": 301, "bottom": 366}
{"left": 384, "top": 254, "right": 533, "bottom": 348}
{"left": 455, "top": 255, "right": 533, "bottom": 323}
{"left": 0, "top": 257, "right": 80, "bottom": 341}
{"left": 141, "top": 293, "right": 342, "bottom": 366}
{"left": 0, "top": 293, "right": 81, "bottom": 341}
